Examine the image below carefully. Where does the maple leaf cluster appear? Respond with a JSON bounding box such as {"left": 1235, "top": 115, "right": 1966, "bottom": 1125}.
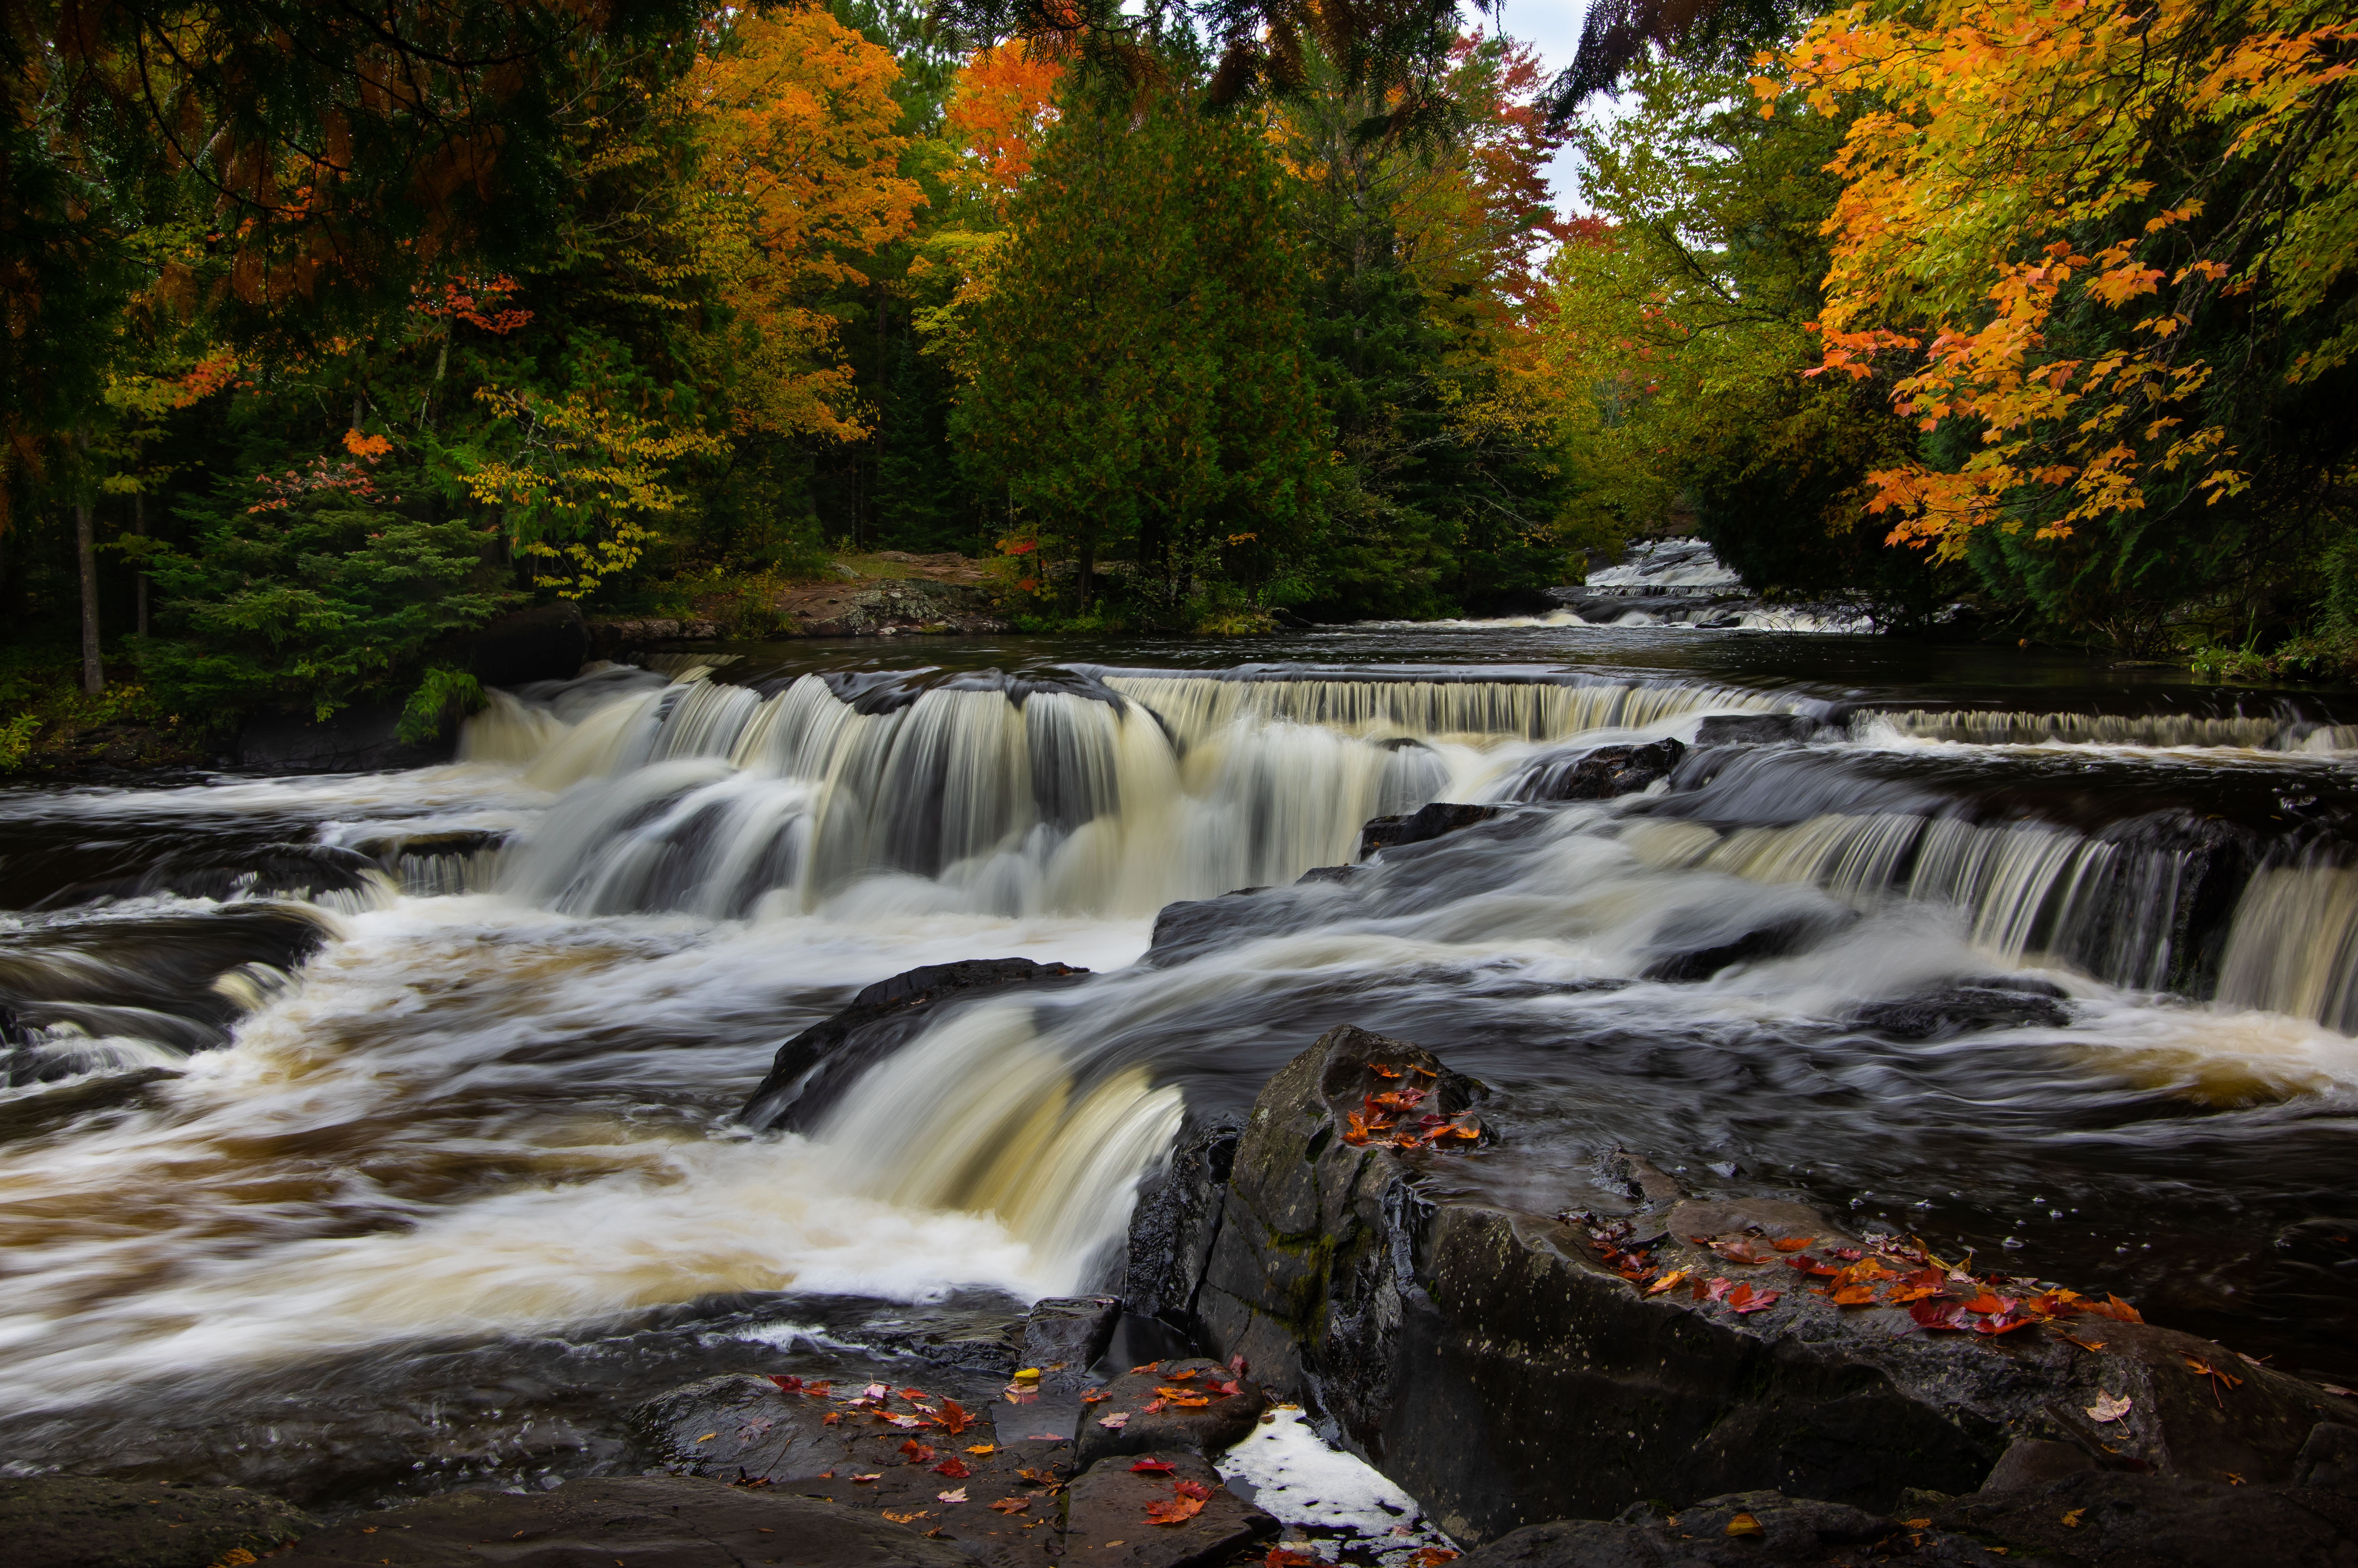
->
{"left": 1340, "top": 1062, "right": 1484, "bottom": 1150}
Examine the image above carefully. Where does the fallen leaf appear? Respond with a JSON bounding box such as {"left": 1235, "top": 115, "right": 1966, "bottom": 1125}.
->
{"left": 1175, "top": 1480, "right": 1213, "bottom": 1501}
{"left": 882, "top": 1509, "right": 929, "bottom": 1524}
{"left": 767, "top": 1375, "right": 804, "bottom": 1392}
{"left": 1831, "top": 1284, "right": 1879, "bottom": 1307}
{"left": 899, "top": 1441, "right": 935, "bottom": 1465}
{"left": 1132, "top": 1458, "right": 1176, "bottom": 1474}
{"left": 901, "top": 1388, "right": 930, "bottom": 1401}
{"left": 822, "top": 1412, "right": 842, "bottom": 1426}
{"left": 1415, "top": 1551, "right": 1459, "bottom": 1567}
{"left": 1910, "top": 1299, "right": 1970, "bottom": 1332}
{"left": 1963, "top": 1293, "right": 2016, "bottom": 1316}
{"left": 934, "top": 1458, "right": 971, "bottom": 1479}
{"left": 2053, "top": 1330, "right": 2108, "bottom": 1354}
{"left": 1902, "top": 1518, "right": 1931, "bottom": 1528}
{"left": 1082, "top": 1389, "right": 1111, "bottom": 1404}
{"left": 1098, "top": 1412, "right": 1130, "bottom": 1430}
{"left": 1131, "top": 1363, "right": 1162, "bottom": 1375}
{"left": 2061, "top": 1509, "right": 2084, "bottom": 1528}
{"left": 991, "top": 1497, "right": 1030, "bottom": 1514}
{"left": 2086, "top": 1392, "right": 2132, "bottom": 1423}
{"left": 851, "top": 1473, "right": 882, "bottom": 1483}
{"left": 695, "top": 1432, "right": 717, "bottom": 1444}
{"left": 2321, "top": 1383, "right": 2358, "bottom": 1398}
{"left": 1143, "top": 1399, "right": 1167, "bottom": 1415}
{"left": 1973, "top": 1309, "right": 2040, "bottom": 1335}
{"left": 1145, "top": 1492, "right": 1207, "bottom": 1527}
{"left": 1771, "top": 1237, "right": 1817, "bottom": 1252}
{"left": 1266, "top": 1549, "right": 1319, "bottom": 1568}
{"left": 1648, "top": 1269, "right": 1690, "bottom": 1296}
{"left": 1726, "top": 1512, "right": 1765, "bottom": 1537}
{"left": 2081, "top": 1295, "right": 2144, "bottom": 1324}
{"left": 1165, "top": 1369, "right": 1199, "bottom": 1382}
{"left": 938, "top": 1489, "right": 967, "bottom": 1505}
{"left": 2225, "top": 1472, "right": 2246, "bottom": 1486}
{"left": 1731, "top": 1287, "right": 1780, "bottom": 1315}
{"left": 1712, "top": 1238, "right": 1774, "bottom": 1265}
{"left": 1016, "top": 1468, "right": 1062, "bottom": 1489}
{"left": 935, "top": 1399, "right": 974, "bottom": 1436}
{"left": 861, "top": 1383, "right": 890, "bottom": 1400}
{"left": 966, "top": 1444, "right": 996, "bottom": 1455}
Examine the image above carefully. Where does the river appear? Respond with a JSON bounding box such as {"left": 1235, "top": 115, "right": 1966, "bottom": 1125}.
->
{"left": 4, "top": 623, "right": 2356, "bottom": 1507}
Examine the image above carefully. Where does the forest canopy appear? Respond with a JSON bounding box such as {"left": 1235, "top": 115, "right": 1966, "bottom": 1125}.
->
{"left": 0, "top": 0, "right": 2353, "bottom": 758}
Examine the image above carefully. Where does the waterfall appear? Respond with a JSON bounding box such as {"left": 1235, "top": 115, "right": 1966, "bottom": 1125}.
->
{"left": 2217, "top": 863, "right": 2358, "bottom": 1031}
{"left": 462, "top": 669, "right": 1785, "bottom": 920}
{"left": 1857, "top": 707, "right": 2339, "bottom": 751}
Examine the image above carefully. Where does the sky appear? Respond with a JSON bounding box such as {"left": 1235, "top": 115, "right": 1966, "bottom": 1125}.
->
{"left": 1488, "top": 0, "right": 1595, "bottom": 208}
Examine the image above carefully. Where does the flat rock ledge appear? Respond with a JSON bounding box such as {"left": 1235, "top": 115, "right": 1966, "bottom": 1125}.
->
{"left": 1136, "top": 1021, "right": 2358, "bottom": 1564}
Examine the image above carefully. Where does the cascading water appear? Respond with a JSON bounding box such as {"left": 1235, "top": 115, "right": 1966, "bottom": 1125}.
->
{"left": 5, "top": 624, "right": 2358, "bottom": 1505}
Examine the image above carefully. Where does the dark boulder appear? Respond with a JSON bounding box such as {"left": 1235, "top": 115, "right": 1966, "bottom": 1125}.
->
{"left": 1850, "top": 981, "right": 2071, "bottom": 1041}
{"left": 0, "top": 1476, "right": 312, "bottom": 1568}
{"left": 233, "top": 702, "right": 451, "bottom": 773}
{"left": 1516, "top": 739, "right": 1686, "bottom": 804}
{"left": 457, "top": 601, "right": 588, "bottom": 688}
{"left": 1165, "top": 1024, "right": 2348, "bottom": 1544}
{"left": 631, "top": 1372, "right": 869, "bottom": 1481}
{"left": 269, "top": 1475, "right": 969, "bottom": 1568}
{"left": 1694, "top": 714, "right": 1820, "bottom": 747}
{"left": 1358, "top": 802, "right": 1507, "bottom": 860}
{"left": 1023, "top": 1295, "right": 1122, "bottom": 1397}
{"left": 740, "top": 958, "right": 1091, "bottom": 1131}
{"left": 1119, "top": 1117, "right": 1242, "bottom": 1324}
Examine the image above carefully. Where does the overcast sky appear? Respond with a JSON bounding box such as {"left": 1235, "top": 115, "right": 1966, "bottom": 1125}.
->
{"left": 1491, "top": 0, "right": 1593, "bottom": 207}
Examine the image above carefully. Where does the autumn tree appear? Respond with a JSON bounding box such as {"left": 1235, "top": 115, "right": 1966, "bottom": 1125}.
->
{"left": 1762, "top": 0, "right": 2358, "bottom": 649}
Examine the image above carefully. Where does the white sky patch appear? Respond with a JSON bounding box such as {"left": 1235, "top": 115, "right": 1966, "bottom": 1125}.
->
{"left": 1216, "top": 1405, "right": 1458, "bottom": 1563}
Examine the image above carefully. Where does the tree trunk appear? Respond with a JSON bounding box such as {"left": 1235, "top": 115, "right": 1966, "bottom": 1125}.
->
{"left": 74, "top": 427, "right": 101, "bottom": 693}
{"left": 131, "top": 492, "right": 149, "bottom": 638}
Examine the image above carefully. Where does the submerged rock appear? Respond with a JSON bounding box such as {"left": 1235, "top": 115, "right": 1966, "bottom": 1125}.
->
{"left": 1516, "top": 738, "right": 1687, "bottom": 803}
{"left": 1850, "top": 980, "right": 2071, "bottom": 1040}
{"left": 0, "top": 1476, "right": 312, "bottom": 1568}
{"left": 1694, "top": 713, "right": 1821, "bottom": 747}
{"left": 1358, "top": 802, "right": 1506, "bottom": 859}
{"left": 740, "top": 958, "right": 1091, "bottom": 1131}
{"left": 1157, "top": 1023, "right": 2351, "bottom": 1544}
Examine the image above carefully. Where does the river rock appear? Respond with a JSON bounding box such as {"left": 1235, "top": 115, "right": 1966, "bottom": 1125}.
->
{"left": 1024, "top": 1295, "right": 1122, "bottom": 1396}
{"left": 740, "top": 958, "right": 1092, "bottom": 1131}
{"left": 1455, "top": 1491, "right": 1968, "bottom": 1568}
{"left": 0, "top": 1476, "right": 312, "bottom": 1568}
{"left": 1164, "top": 1023, "right": 2349, "bottom": 1544}
{"left": 269, "top": 1474, "right": 968, "bottom": 1568}
{"left": 632, "top": 1372, "right": 871, "bottom": 1482}
{"left": 456, "top": 601, "right": 588, "bottom": 688}
{"left": 1062, "top": 1450, "right": 1277, "bottom": 1568}
{"left": 1072, "top": 1357, "right": 1271, "bottom": 1471}
{"left": 1515, "top": 738, "right": 1686, "bottom": 803}
{"left": 1935, "top": 1465, "right": 2358, "bottom": 1567}
{"left": 1850, "top": 980, "right": 2070, "bottom": 1040}
{"left": 1119, "top": 1118, "right": 1244, "bottom": 1322}
{"left": 1358, "top": 802, "right": 1505, "bottom": 859}
{"left": 1694, "top": 714, "right": 1821, "bottom": 746}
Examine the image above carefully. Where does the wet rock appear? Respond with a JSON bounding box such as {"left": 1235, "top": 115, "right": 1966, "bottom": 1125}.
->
{"left": 585, "top": 617, "right": 725, "bottom": 656}
{"left": 1119, "top": 1118, "right": 1242, "bottom": 1325}
{"left": 740, "top": 958, "right": 1092, "bottom": 1131}
{"left": 1072, "top": 1358, "right": 1271, "bottom": 1471}
{"left": 1850, "top": 981, "right": 2071, "bottom": 1040}
{"left": 1979, "top": 1436, "right": 2098, "bottom": 1492}
{"left": 1515, "top": 739, "right": 1686, "bottom": 804}
{"left": 860, "top": 1314, "right": 1027, "bottom": 1380}
{"left": 0, "top": 1475, "right": 312, "bottom": 1568}
{"left": 1024, "top": 1296, "right": 1122, "bottom": 1397}
{"left": 1935, "top": 1468, "right": 2358, "bottom": 1568}
{"left": 1456, "top": 1492, "right": 1962, "bottom": 1568}
{"left": 1166, "top": 1024, "right": 2349, "bottom": 1543}
{"left": 1358, "top": 802, "right": 1505, "bottom": 859}
{"left": 456, "top": 601, "right": 588, "bottom": 688}
{"left": 271, "top": 1474, "right": 967, "bottom": 1568}
{"left": 2297, "top": 1421, "right": 2358, "bottom": 1493}
{"left": 1142, "top": 890, "right": 1348, "bottom": 970}
{"left": 1694, "top": 714, "right": 1820, "bottom": 747}
{"left": 1062, "top": 1451, "right": 1278, "bottom": 1568}
{"left": 631, "top": 1373, "right": 868, "bottom": 1482}
{"left": 1637, "top": 904, "right": 1855, "bottom": 982}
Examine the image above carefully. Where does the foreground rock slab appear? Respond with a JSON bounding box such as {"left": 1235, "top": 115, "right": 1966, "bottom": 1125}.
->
{"left": 1172, "top": 1022, "right": 2351, "bottom": 1543}
{"left": 0, "top": 1476, "right": 312, "bottom": 1568}
{"left": 271, "top": 1475, "right": 966, "bottom": 1568}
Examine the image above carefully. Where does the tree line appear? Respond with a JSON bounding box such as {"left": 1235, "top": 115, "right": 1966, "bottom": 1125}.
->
{"left": 0, "top": 0, "right": 2352, "bottom": 763}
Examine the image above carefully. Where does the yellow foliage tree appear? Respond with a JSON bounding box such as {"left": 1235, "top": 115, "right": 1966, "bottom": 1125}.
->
{"left": 1761, "top": 0, "right": 2358, "bottom": 558}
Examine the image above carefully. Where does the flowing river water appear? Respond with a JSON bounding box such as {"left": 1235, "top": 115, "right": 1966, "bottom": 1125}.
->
{"left": 5, "top": 624, "right": 2358, "bottom": 1508}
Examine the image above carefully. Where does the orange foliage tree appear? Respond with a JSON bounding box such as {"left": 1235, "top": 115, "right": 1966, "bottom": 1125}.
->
{"left": 942, "top": 40, "right": 1064, "bottom": 214}
{"left": 690, "top": 2, "right": 927, "bottom": 443}
{"left": 1760, "top": 0, "right": 2358, "bottom": 560}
